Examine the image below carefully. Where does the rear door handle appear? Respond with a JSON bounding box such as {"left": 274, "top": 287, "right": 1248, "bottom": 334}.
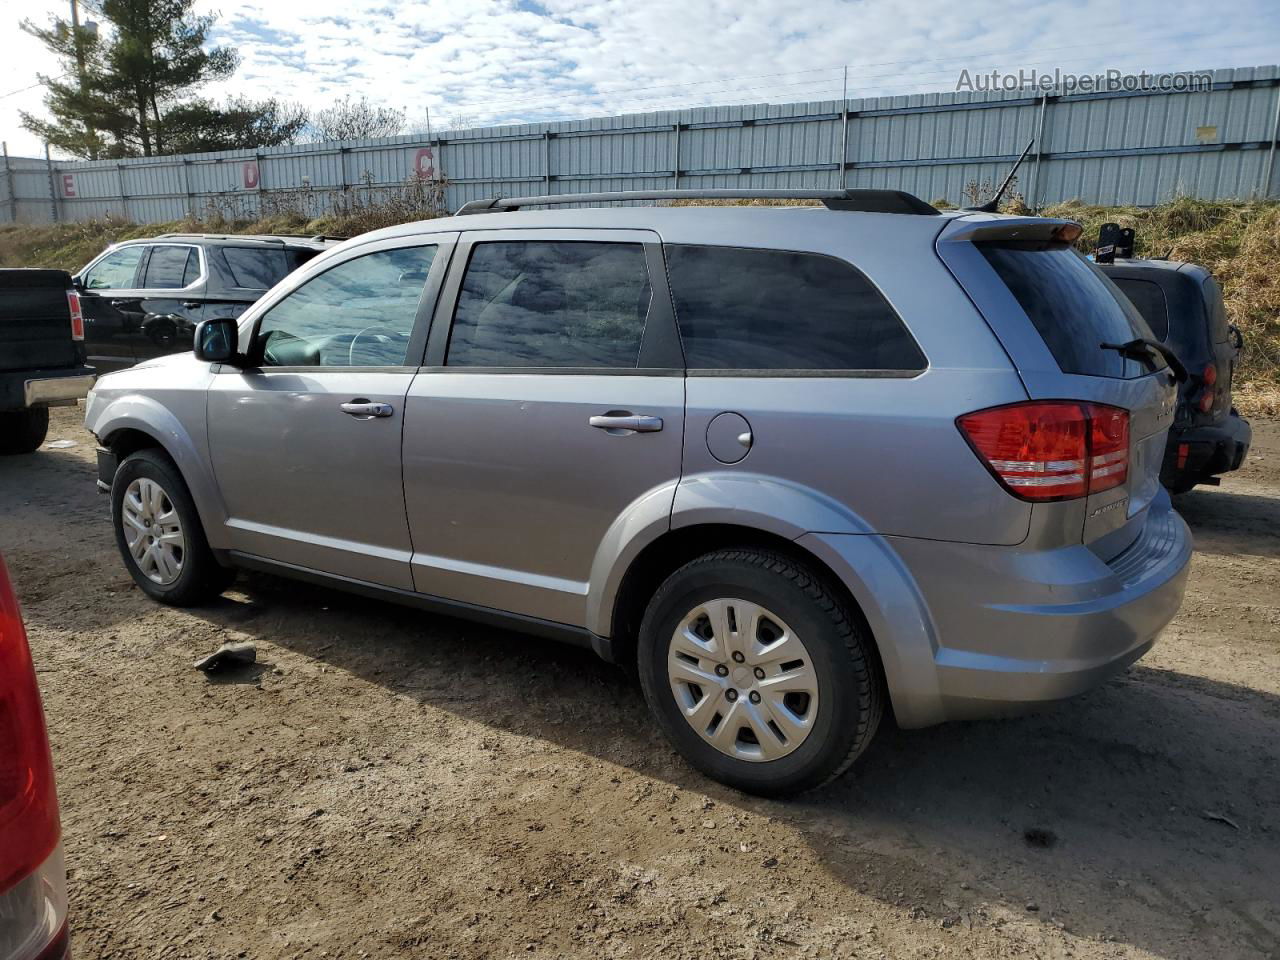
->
{"left": 589, "top": 413, "right": 663, "bottom": 433}
{"left": 182, "top": 301, "right": 201, "bottom": 309}
{"left": 340, "top": 400, "right": 394, "bottom": 419}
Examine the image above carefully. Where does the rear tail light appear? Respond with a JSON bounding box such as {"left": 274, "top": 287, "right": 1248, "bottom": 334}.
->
{"left": 67, "top": 292, "right": 84, "bottom": 342}
{"left": 957, "top": 401, "right": 1130, "bottom": 502}
{"left": 0, "top": 555, "right": 60, "bottom": 897}
{"left": 1198, "top": 362, "right": 1218, "bottom": 412}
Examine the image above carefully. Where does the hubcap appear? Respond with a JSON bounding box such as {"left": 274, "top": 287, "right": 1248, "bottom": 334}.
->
{"left": 122, "top": 478, "right": 185, "bottom": 586}
{"left": 667, "top": 598, "right": 819, "bottom": 762}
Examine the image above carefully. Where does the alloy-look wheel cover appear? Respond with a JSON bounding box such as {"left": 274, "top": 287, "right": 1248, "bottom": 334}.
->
{"left": 667, "top": 598, "right": 820, "bottom": 762}
{"left": 121, "top": 477, "right": 186, "bottom": 586}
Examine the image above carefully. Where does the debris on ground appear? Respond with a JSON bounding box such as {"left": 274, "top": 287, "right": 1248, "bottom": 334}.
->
{"left": 1201, "top": 810, "right": 1241, "bottom": 830}
{"left": 193, "top": 641, "right": 257, "bottom": 672}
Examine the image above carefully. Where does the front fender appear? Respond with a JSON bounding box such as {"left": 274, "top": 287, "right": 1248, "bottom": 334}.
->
{"left": 86, "top": 392, "right": 228, "bottom": 546}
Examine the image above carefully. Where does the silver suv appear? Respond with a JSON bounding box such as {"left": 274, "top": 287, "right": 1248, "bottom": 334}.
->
{"left": 85, "top": 189, "right": 1192, "bottom": 795}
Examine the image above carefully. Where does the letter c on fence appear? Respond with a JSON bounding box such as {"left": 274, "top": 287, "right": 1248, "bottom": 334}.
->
{"left": 414, "top": 147, "right": 435, "bottom": 179}
{"left": 243, "top": 161, "right": 260, "bottom": 189}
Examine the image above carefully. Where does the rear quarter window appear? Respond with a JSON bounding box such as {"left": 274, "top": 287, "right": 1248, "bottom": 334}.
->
{"left": 1202, "top": 275, "right": 1232, "bottom": 343}
{"left": 664, "top": 245, "right": 925, "bottom": 372}
{"left": 1110, "top": 277, "right": 1170, "bottom": 341}
{"left": 224, "top": 247, "right": 292, "bottom": 289}
{"left": 978, "top": 243, "right": 1157, "bottom": 379}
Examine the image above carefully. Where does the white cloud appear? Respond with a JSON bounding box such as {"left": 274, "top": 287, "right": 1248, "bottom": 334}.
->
{"left": 2, "top": 0, "right": 1277, "bottom": 159}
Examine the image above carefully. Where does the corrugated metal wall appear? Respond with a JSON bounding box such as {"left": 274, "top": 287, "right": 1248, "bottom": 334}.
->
{"left": 4, "top": 64, "right": 1278, "bottom": 225}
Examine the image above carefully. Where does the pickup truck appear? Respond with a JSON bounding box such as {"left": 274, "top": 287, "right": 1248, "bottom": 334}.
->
{"left": 0, "top": 270, "right": 95, "bottom": 455}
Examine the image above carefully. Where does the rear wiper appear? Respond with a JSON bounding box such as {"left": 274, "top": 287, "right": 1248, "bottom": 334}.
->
{"left": 1100, "top": 338, "right": 1188, "bottom": 383}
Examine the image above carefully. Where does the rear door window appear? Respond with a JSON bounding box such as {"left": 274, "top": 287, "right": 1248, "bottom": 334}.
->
{"left": 1110, "top": 277, "right": 1169, "bottom": 341}
{"left": 142, "top": 245, "right": 199, "bottom": 289}
{"left": 447, "top": 241, "right": 651, "bottom": 368}
{"left": 978, "top": 243, "right": 1158, "bottom": 379}
{"left": 225, "top": 247, "right": 292, "bottom": 289}
{"left": 663, "top": 244, "right": 925, "bottom": 372}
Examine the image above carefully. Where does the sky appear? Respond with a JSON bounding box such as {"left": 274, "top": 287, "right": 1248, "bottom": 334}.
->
{"left": 3, "top": 0, "right": 1279, "bottom": 159}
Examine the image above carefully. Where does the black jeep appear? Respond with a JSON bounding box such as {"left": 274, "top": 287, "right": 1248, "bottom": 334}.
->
{"left": 1097, "top": 228, "right": 1251, "bottom": 494}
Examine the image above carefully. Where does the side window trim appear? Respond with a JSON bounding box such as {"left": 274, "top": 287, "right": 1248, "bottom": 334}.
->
{"left": 423, "top": 229, "right": 683, "bottom": 373}
{"left": 239, "top": 235, "right": 456, "bottom": 371}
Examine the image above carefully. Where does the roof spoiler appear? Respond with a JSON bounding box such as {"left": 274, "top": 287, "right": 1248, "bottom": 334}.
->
{"left": 455, "top": 188, "right": 940, "bottom": 216}
{"left": 938, "top": 217, "right": 1083, "bottom": 245}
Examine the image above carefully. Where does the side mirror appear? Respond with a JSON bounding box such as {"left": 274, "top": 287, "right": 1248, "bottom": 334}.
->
{"left": 71, "top": 275, "right": 85, "bottom": 292}
{"left": 193, "top": 317, "right": 239, "bottom": 364}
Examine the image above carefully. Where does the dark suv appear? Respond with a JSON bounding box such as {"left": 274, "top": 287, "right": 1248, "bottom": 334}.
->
{"left": 1099, "top": 257, "right": 1251, "bottom": 493}
{"left": 74, "top": 234, "right": 339, "bottom": 372}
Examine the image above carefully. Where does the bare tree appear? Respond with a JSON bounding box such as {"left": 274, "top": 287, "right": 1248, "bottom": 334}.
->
{"left": 311, "top": 96, "right": 406, "bottom": 142}
{"left": 446, "top": 113, "right": 479, "bottom": 132}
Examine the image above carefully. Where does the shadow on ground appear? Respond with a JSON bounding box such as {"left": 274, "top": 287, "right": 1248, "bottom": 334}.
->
{"left": 186, "top": 570, "right": 1280, "bottom": 959}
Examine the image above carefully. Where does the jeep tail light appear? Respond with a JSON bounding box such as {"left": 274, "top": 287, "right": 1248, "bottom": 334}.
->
{"left": 67, "top": 292, "right": 84, "bottom": 342}
{"left": 0, "top": 555, "right": 61, "bottom": 897}
{"left": 1198, "top": 362, "right": 1217, "bottom": 413}
{"left": 957, "top": 401, "right": 1129, "bottom": 502}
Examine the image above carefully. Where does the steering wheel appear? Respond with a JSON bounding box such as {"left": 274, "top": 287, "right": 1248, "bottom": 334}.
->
{"left": 348, "top": 324, "right": 404, "bottom": 366}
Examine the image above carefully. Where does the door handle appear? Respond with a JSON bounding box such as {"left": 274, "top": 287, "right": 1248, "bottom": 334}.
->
{"left": 110, "top": 299, "right": 130, "bottom": 307}
{"left": 589, "top": 413, "right": 663, "bottom": 433}
{"left": 340, "top": 400, "right": 394, "bottom": 419}
{"left": 182, "top": 301, "right": 201, "bottom": 309}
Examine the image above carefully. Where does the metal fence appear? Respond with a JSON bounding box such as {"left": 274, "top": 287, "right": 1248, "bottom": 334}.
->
{"left": 4, "top": 63, "right": 1279, "bottom": 225}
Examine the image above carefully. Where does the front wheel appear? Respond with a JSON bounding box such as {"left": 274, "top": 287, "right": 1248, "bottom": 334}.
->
{"left": 637, "top": 548, "right": 883, "bottom": 796}
{"left": 111, "top": 448, "right": 234, "bottom": 605}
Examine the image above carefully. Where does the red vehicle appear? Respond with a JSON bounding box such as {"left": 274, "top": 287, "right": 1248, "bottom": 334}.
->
{"left": 0, "top": 555, "right": 68, "bottom": 960}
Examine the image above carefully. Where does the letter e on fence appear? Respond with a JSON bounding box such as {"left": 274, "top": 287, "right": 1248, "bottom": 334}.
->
{"left": 243, "top": 161, "right": 260, "bottom": 189}
{"left": 62, "top": 174, "right": 76, "bottom": 198}
{"left": 414, "top": 147, "right": 436, "bottom": 179}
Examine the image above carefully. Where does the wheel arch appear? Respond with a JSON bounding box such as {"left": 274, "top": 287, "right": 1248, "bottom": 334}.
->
{"left": 92, "top": 397, "right": 228, "bottom": 545}
{"left": 603, "top": 523, "right": 886, "bottom": 697}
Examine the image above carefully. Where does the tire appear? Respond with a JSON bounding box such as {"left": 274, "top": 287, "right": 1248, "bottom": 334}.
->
{"left": 111, "top": 448, "right": 234, "bottom": 605}
{"left": 0, "top": 407, "right": 50, "bottom": 455}
{"left": 637, "top": 548, "right": 882, "bottom": 796}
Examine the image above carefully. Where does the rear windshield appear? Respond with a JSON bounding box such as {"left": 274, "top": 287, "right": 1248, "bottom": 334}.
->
{"left": 1110, "top": 277, "right": 1170, "bottom": 341}
{"left": 978, "top": 243, "right": 1159, "bottom": 379}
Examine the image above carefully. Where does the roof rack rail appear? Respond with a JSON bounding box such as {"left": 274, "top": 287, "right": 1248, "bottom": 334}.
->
{"left": 454, "top": 188, "right": 939, "bottom": 216}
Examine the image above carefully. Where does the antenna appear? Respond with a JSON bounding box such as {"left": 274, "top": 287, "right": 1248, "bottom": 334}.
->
{"left": 969, "top": 138, "right": 1035, "bottom": 213}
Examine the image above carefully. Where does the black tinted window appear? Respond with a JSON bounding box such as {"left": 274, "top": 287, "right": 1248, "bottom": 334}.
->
{"left": 143, "top": 246, "right": 196, "bottom": 289}
{"left": 448, "top": 241, "right": 650, "bottom": 368}
{"left": 979, "top": 244, "right": 1158, "bottom": 378}
{"left": 1111, "top": 277, "right": 1169, "bottom": 340}
{"left": 664, "top": 245, "right": 925, "bottom": 371}
{"left": 225, "top": 247, "right": 292, "bottom": 289}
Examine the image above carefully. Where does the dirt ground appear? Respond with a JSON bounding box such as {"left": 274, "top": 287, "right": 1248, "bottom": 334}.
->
{"left": 3, "top": 405, "right": 1278, "bottom": 960}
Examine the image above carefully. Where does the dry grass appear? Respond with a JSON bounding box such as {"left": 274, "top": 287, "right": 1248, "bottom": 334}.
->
{"left": 1, "top": 193, "right": 1276, "bottom": 415}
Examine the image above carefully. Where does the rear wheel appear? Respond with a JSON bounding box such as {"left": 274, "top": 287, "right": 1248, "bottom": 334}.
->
{"left": 111, "top": 449, "right": 234, "bottom": 605}
{"left": 0, "top": 407, "right": 50, "bottom": 455}
{"left": 638, "top": 548, "right": 882, "bottom": 796}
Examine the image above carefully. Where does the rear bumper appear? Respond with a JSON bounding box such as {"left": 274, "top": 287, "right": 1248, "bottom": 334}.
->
{"left": 1162, "top": 413, "right": 1252, "bottom": 487}
{"left": 804, "top": 493, "right": 1191, "bottom": 727}
{"left": 0, "top": 367, "right": 96, "bottom": 411}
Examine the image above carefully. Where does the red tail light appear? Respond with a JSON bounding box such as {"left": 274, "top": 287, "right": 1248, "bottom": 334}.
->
{"left": 67, "top": 291, "right": 84, "bottom": 342}
{"left": 1198, "top": 362, "right": 1218, "bottom": 413}
{"left": 957, "top": 401, "right": 1130, "bottom": 502}
{"left": 0, "top": 555, "right": 60, "bottom": 896}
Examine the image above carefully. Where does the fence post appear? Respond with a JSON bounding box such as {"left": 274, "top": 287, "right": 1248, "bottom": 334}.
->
{"left": 837, "top": 65, "right": 849, "bottom": 189}
{"left": 1263, "top": 83, "right": 1280, "bottom": 199}
{"left": 2, "top": 142, "right": 14, "bottom": 223}
{"left": 1029, "top": 95, "right": 1049, "bottom": 212}
{"left": 544, "top": 130, "right": 551, "bottom": 191}
{"left": 182, "top": 158, "right": 194, "bottom": 219}
{"left": 672, "top": 122, "right": 680, "bottom": 189}
{"left": 116, "top": 162, "right": 128, "bottom": 220}
{"left": 44, "top": 143, "right": 59, "bottom": 223}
